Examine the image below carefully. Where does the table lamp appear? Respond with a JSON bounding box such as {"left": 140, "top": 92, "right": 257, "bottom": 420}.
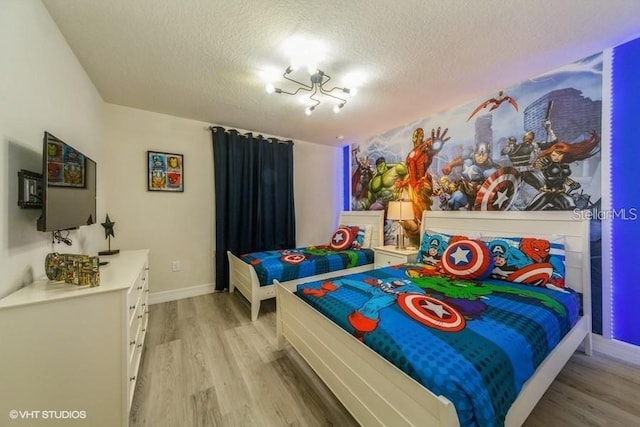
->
{"left": 387, "top": 200, "right": 413, "bottom": 250}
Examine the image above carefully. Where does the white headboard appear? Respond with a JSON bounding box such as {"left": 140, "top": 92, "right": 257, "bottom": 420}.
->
{"left": 421, "top": 210, "right": 591, "bottom": 317}
{"left": 340, "top": 210, "right": 385, "bottom": 249}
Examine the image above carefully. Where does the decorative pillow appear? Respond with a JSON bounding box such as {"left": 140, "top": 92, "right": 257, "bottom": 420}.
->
{"left": 360, "top": 224, "right": 374, "bottom": 248}
{"left": 329, "top": 226, "right": 356, "bottom": 251}
{"left": 440, "top": 239, "right": 494, "bottom": 280}
{"left": 348, "top": 225, "right": 365, "bottom": 249}
{"left": 479, "top": 234, "right": 566, "bottom": 288}
{"left": 416, "top": 229, "right": 478, "bottom": 266}
{"left": 339, "top": 224, "right": 373, "bottom": 249}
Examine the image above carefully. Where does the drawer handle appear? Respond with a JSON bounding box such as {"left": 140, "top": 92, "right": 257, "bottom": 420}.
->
{"left": 145, "top": 267, "right": 149, "bottom": 271}
{"left": 129, "top": 305, "right": 135, "bottom": 310}
{"left": 142, "top": 303, "right": 146, "bottom": 307}
{"left": 145, "top": 310, "right": 149, "bottom": 314}
{"left": 142, "top": 328, "right": 146, "bottom": 332}
{"left": 137, "top": 286, "right": 143, "bottom": 290}
{"left": 129, "top": 340, "right": 136, "bottom": 346}
{"left": 129, "top": 376, "right": 136, "bottom": 382}
{"left": 138, "top": 315, "right": 143, "bottom": 319}
{"left": 137, "top": 344, "right": 143, "bottom": 348}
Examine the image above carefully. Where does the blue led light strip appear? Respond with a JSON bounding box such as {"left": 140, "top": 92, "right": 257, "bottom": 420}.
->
{"left": 610, "top": 37, "right": 640, "bottom": 346}
{"left": 343, "top": 145, "right": 350, "bottom": 211}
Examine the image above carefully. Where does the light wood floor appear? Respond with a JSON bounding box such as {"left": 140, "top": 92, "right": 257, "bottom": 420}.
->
{"left": 130, "top": 293, "right": 640, "bottom": 427}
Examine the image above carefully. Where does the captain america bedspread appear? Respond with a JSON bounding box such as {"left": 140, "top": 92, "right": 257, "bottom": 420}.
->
{"left": 295, "top": 263, "right": 580, "bottom": 427}
{"left": 239, "top": 246, "right": 374, "bottom": 287}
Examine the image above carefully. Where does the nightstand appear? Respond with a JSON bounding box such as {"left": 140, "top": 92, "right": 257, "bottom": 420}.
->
{"left": 373, "top": 245, "right": 418, "bottom": 268}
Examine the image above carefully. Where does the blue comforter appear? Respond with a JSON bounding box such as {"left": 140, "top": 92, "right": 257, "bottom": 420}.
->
{"left": 295, "top": 263, "right": 580, "bottom": 427}
{"left": 239, "top": 246, "right": 374, "bottom": 286}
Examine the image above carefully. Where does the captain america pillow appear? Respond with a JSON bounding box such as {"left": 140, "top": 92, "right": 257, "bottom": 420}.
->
{"left": 417, "top": 229, "right": 478, "bottom": 267}
{"left": 329, "top": 226, "right": 356, "bottom": 251}
{"left": 440, "top": 239, "right": 494, "bottom": 280}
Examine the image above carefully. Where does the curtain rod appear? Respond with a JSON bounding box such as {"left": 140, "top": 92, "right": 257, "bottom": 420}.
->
{"left": 207, "top": 125, "right": 293, "bottom": 144}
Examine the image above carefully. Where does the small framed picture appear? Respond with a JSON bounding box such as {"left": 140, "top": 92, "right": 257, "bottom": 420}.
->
{"left": 147, "top": 151, "right": 184, "bottom": 192}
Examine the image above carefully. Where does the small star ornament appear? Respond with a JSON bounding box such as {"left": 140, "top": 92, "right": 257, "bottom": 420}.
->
{"left": 101, "top": 214, "right": 116, "bottom": 239}
{"left": 98, "top": 214, "right": 120, "bottom": 256}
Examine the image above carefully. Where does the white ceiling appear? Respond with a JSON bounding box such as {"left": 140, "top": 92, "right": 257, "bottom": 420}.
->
{"left": 42, "top": 0, "right": 640, "bottom": 147}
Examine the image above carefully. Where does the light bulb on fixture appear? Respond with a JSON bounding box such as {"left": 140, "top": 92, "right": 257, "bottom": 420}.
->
{"left": 333, "top": 103, "right": 345, "bottom": 114}
{"left": 288, "top": 61, "right": 300, "bottom": 72}
{"left": 265, "top": 83, "right": 275, "bottom": 94}
{"left": 305, "top": 106, "right": 315, "bottom": 116}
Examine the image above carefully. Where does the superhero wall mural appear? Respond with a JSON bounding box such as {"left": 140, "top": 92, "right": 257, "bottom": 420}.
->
{"left": 351, "top": 53, "right": 602, "bottom": 246}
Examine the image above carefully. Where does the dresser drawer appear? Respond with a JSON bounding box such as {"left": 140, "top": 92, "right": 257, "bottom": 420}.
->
{"left": 128, "top": 332, "right": 143, "bottom": 406}
{"left": 373, "top": 246, "right": 418, "bottom": 269}
{"left": 375, "top": 252, "right": 406, "bottom": 268}
{"left": 128, "top": 304, "right": 142, "bottom": 348}
{"left": 127, "top": 275, "right": 143, "bottom": 321}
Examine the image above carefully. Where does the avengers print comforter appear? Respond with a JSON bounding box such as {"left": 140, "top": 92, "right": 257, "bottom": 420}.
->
{"left": 295, "top": 263, "right": 580, "bottom": 427}
{"left": 239, "top": 246, "right": 374, "bottom": 287}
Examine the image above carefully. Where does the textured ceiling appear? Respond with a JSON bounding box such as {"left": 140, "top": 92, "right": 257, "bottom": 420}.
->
{"left": 42, "top": 0, "right": 640, "bottom": 146}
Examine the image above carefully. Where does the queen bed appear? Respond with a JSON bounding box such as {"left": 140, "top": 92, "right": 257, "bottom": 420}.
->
{"left": 275, "top": 210, "right": 592, "bottom": 427}
{"left": 227, "top": 210, "right": 384, "bottom": 321}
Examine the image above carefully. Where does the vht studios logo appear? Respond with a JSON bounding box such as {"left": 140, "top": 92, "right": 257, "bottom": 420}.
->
{"left": 8, "top": 409, "right": 87, "bottom": 420}
{"left": 573, "top": 208, "right": 638, "bottom": 221}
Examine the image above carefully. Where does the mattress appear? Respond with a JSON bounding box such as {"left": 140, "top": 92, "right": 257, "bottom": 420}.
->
{"left": 295, "top": 263, "right": 580, "bottom": 427}
{"left": 239, "top": 246, "right": 374, "bottom": 286}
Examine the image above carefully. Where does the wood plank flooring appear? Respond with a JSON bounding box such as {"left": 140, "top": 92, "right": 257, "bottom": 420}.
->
{"left": 130, "top": 293, "right": 640, "bottom": 427}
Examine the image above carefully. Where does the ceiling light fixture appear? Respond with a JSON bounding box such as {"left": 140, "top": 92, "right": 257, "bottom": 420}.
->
{"left": 266, "top": 66, "right": 355, "bottom": 115}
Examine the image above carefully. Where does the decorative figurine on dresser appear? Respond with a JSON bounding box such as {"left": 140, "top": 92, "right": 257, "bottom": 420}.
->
{"left": 99, "top": 213, "right": 120, "bottom": 256}
{"left": 45, "top": 252, "right": 100, "bottom": 287}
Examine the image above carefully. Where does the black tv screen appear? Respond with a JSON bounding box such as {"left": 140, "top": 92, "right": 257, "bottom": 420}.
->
{"left": 37, "top": 132, "right": 97, "bottom": 232}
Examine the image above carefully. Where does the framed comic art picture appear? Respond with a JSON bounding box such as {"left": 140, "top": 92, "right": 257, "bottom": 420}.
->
{"left": 147, "top": 151, "right": 184, "bottom": 192}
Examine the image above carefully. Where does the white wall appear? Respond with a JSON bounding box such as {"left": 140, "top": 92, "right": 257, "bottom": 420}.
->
{"left": 0, "top": 0, "right": 104, "bottom": 298}
{"left": 293, "top": 140, "right": 344, "bottom": 247}
{"left": 102, "top": 105, "right": 214, "bottom": 295}
{"left": 103, "top": 105, "right": 342, "bottom": 295}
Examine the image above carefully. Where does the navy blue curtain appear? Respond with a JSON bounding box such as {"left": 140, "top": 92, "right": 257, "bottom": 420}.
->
{"left": 212, "top": 127, "right": 296, "bottom": 291}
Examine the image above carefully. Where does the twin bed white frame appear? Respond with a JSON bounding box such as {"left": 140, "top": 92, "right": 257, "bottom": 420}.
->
{"left": 227, "top": 210, "right": 384, "bottom": 321}
{"left": 275, "top": 210, "right": 593, "bottom": 427}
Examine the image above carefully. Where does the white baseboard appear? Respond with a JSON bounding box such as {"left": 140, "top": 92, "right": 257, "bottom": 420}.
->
{"left": 149, "top": 283, "right": 216, "bottom": 305}
{"left": 592, "top": 334, "right": 640, "bottom": 366}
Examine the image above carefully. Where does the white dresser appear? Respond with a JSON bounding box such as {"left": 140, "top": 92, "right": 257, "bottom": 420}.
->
{"left": 0, "top": 250, "right": 149, "bottom": 427}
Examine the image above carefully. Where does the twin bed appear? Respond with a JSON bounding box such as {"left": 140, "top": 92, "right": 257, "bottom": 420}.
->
{"left": 275, "top": 210, "right": 592, "bottom": 427}
{"left": 227, "top": 210, "right": 384, "bottom": 321}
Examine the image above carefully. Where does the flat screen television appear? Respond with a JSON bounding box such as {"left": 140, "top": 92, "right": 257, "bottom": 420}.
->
{"left": 37, "top": 132, "right": 97, "bottom": 232}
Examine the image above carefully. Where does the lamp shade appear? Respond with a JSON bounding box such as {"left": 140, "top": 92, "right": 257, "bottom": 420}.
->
{"left": 387, "top": 201, "right": 414, "bottom": 221}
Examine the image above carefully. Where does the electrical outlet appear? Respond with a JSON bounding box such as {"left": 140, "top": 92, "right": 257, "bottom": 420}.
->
{"left": 172, "top": 260, "right": 180, "bottom": 272}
